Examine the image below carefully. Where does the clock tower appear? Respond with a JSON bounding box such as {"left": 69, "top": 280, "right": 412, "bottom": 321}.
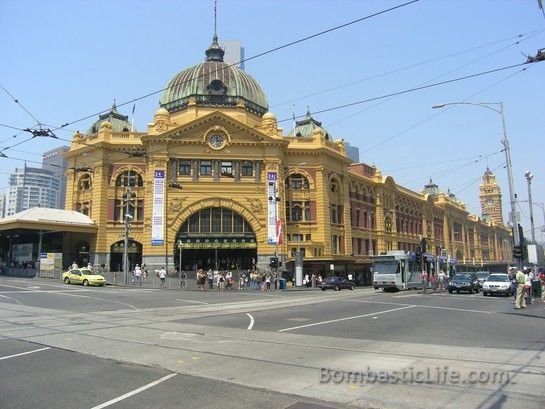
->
{"left": 479, "top": 167, "right": 503, "bottom": 225}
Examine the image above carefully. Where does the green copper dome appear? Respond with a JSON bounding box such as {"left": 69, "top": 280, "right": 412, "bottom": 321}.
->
{"left": 288, "top": 109, "right": 331, "bottom": 140}
{"left": 88, "top": 102, "right": 134, "bottom": 133}
{"left": 159, "top": 35, "right": 268, "bottom": 116}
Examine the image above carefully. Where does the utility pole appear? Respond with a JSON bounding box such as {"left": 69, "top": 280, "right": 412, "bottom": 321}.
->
{"left": 525, "top": 171, "right": 536, "bottom": 243}
{"left": 123, "top": 170, "right": 132, "bottom": 285}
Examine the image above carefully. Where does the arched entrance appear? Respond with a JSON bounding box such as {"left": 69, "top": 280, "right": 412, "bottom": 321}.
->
{"left": 110, "top": 240, "right": 142, "bottom": 272}
{"left": 175, "top": 207, "right": 257, "bottom": 271}
{"left": 74, "top": 240, "right": 90, "bottom": 267}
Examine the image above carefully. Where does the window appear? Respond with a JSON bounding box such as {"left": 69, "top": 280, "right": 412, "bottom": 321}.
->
{"left": 81, "top": 202, "right": 90, "bottom": 216}
{"left": 304, "top": 201, "right": 311, "bottom": 221}
{"left": 292, "top": 233, "right": 303, "bottom": 242}
{"left": 285, "top": 174, "right": 309, "bottom": 190}
{"left": 241, "top": 161, "right": 253, "bottom": 177}
{"left": 79, "top": 173, "right": 92, "bottom": 190}
{"left": 200, "top": 161, "right": 212, "bottom": 176}
{"left": 291, "top": 204, "right": 302, "bottom": 221}
{"left": 179, "top": 160, "right": 191, "bottom": 176}
{"left": 330, "top": 179, "right": 338, "bottom": 193}
{"left": 115, "top": 171, "right": 143, "bottom": 187}
{"left": 221, "top": 161, "right": 233, "bottom": 177}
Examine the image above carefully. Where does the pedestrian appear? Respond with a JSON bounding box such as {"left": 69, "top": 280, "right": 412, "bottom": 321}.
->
{"left": 538, "top": 268, "right": 545, "bottom": 302}
{"left": 142, "top": 264, "right": 148, "bottom": 283}
{"left": 508, "top": 267, "right": 517, "bottom": 300}
{"left": 159, "top": 266, "right": 167, "bottom": 288}
{"left": 524, "top": 269, "right": 533, "bottom": 305}
{"left": 265, "top": 274, "right": 271, "bottom": 291}
{"left": 207, "top": 269, "right": 214, "bottom": 290}
{"left": 197, "top": 269, "right": 206, "bottom": 291}
{"left": 218, "top": 272, "right": 225, "bottom": 291}
{"left": 133, "top": 264, "right": 142, "bottom": 285}
{"left": 515, "top": 268, "right": 526, "bottom": 309}
{"left": 438, "top": 270, "right": 446, "bottom": 291}
{"left": 226, "top": 270, "right": 233, "bottom": 290}
{"left": 348, "top": 272, "right": 353, "bottom": 282}
{"left": 87, "top": 262, "right": 93, "bottom": 270}
{"left": 71, "top": 261, "right": 78, "bottom": 269}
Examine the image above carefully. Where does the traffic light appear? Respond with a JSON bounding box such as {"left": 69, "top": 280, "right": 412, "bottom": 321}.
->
{"left": 415, "top": 246, "right": 422, "bottom": 264}
{"left": 513, "top": 245, "right": 523, "bottom": 259}
{"left": 269, "top": 257, "right": 278, "bottom": 269}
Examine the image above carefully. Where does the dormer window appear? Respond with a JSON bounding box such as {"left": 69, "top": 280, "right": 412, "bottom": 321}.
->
{"left": 208, "top": 79, "right": 227, "bottom": 95}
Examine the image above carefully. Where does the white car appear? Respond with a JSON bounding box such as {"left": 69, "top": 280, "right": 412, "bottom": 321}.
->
{"left": 482, "top": 273, "right": 512, "bottom": 296}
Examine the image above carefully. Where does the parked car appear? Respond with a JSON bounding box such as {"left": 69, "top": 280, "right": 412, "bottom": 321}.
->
{"left": 475, "top": 271, "right": 490, "bottom": 289}
{"left": 482, "top": 273, "right": 512, "bottom": 296}
{"left": 318, "top": 276, "right": 354, "bottom": 291}
{"left": 448, "top": 272, "right": 479, "bottom": 294}
{"left": 62, "top": 268, "right": 106, "bottom": 286}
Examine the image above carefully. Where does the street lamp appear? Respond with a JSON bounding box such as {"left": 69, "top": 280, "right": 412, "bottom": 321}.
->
{"left": 524, "top": 171, "right": 536, "bottom": 243}
{"left": 432, "top": 102, "right": 521, "bottom": 265}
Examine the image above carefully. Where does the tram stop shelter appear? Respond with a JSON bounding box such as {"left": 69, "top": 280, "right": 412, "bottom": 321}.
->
{"left": 0, "top": 207, "right": 97, "bottom": 277}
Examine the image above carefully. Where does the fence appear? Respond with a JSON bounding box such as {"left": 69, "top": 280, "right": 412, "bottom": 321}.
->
{"left": 0, "top": 267, "right": 38, "bottom": 278}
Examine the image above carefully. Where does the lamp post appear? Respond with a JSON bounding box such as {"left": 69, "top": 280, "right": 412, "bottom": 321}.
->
{"left": 524, "top": 171, "right": 536, "bottom": 243}
{"left": 432, "top": 102, "right": 521, "bottom": 265}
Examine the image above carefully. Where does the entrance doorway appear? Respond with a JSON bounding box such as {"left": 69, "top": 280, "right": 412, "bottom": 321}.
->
{"left": 110, "top": 240, "right": 142, "bottom": 272}
{"left": 176, "top": 207, "right": 257, "bottom": 272}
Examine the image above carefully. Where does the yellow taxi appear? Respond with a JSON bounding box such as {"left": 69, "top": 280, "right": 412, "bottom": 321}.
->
{"left": 62, "top": 268, "right": 106, "bottom": 286}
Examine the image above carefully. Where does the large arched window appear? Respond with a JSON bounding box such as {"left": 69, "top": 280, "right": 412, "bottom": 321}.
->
{"left": 285, "top": 173, "right": 309, "bottom": 190}
{"left": 115, "top": 171, "right": 143, "bottom": 187}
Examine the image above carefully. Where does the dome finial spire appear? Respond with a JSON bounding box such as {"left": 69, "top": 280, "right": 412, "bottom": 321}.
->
{"left": 205, "top": 0, "right": 224, "bottom": 61}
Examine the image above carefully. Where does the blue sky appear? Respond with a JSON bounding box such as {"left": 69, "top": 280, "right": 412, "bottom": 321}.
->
{"left": 1, "top": 0, "right": 544, "bottom": 240}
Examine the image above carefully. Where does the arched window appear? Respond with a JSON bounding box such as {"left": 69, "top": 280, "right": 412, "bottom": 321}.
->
{"left": 79, "top": 173, "right": 92, "bottom": 190}
{"left": 285, "top": 174, "right": 309, "bottom": 190}
{"left": 115, "top": 171, "right": 143, "bottom": 187}
{"left": 291, "top": 204, "right": 302, "bottom": 222}
{"left": 114, "top": 193, "right": 144, "bottom": 222}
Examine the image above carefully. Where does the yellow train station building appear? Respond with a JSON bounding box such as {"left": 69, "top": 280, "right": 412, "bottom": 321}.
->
{"left": 62, "top": 34, "right": 512, "bottom": 281}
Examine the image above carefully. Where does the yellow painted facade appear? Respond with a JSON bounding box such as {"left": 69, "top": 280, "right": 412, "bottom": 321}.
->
{"left": 64, "top": 36, "right": 512, "bottom": 277}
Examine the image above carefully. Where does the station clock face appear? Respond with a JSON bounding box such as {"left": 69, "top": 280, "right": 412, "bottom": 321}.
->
{"left": 209, "top": 134, "right": 224, "bottom": 148}
{"left": 486, "top": 198, "right": 494, "bottom": 207}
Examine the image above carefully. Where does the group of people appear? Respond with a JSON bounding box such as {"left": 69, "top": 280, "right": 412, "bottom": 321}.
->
{"left": 197, "top": 269, "right": 235, "bottom": 291}
{"left": 196, "top": 269, "right": 281, "bottom": 291}
{"left": 509, "top": 266, "right": 545, "bottom": 309}
{"left": 302, "top": 273, "right": 324, "bottom": 287}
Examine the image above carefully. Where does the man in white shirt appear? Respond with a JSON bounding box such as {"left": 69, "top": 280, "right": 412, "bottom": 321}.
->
{"left": 159, "top": 267, "right": 167, "bottom": 288}
{"left": 134, "top": 264, "right": 142, "bottom": 286}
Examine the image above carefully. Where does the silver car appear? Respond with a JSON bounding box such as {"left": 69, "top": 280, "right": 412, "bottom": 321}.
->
{"left": 482, "top": 274, "right": 512, "bottom": 296}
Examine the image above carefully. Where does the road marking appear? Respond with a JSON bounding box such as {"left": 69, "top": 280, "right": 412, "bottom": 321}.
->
{"left": 46, "top": 291, "right": 140, "bottom": 311}
{"left": 175, "top": 299, "right": 209, "bottom": 305}
{"left": 278, "top": 305, "right": 415, "bottom": 332}
{"left": 246, "top": 313, "right": 255, "bottom": 330}
{"left": 343, "top": 299, "right": 494, "bottom": 314}
{"left": 0, "top": 347, "right": 50, "bottom": 361}
{"left": 0, "top": 294, "right": 23, "bottom": 305}
{"left": 90, "top": 373, "right": 177, "bottom": 409}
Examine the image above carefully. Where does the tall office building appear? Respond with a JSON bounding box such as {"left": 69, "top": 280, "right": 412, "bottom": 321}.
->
{"left": 0, "top": 192, "right": 5, "bottom": 218}
{"left": 220, "top": 40, "right": 244, "bottom": 70}
{"left": 42, "top": 146, "right": 69, "bottom": 208}
{"left": 344, "top": 142, "right": 360, "bottom": 163}
{"left": 6, "top": 165, "right": 61, "bottom": 216}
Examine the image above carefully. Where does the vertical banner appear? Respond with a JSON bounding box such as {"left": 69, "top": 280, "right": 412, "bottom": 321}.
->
{"left": 267, "top": 172, "right": 278, "bottom": 245}
{"left": 152, "top": 169, "right": 165, "bottom": 246}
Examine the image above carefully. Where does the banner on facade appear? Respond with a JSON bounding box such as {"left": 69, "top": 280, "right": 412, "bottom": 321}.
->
{"left": 152, "top": 169, "right": 165, "bottom": 246}
{"left": 267, "top": 172, "right": 278, "bottom": 245}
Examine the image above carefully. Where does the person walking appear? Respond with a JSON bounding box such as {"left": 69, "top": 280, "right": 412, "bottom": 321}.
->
{"left": 508, "top": 267, "right": 517, "bottom": 300}
{"left": 207, "top": 269, "right": 214, "bottom": 290}
{"left": 525, "top": 269, "right": 533, "bottom": 305}
{"left": 538, "top": 268, "right": 545, "bottom": 302}
{"left": 515, "top": 268, "right": 526, "bottom": 309}
{"left": 159, "top": 266, "right": 167, "bottom": 288}
{"left": 133, "top": 264, "right": 142, "bottom": 286}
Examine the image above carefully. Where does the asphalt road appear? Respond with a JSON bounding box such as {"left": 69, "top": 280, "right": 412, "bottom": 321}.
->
{"left": 1, "top": 276, "right": 544, "bottom": 409}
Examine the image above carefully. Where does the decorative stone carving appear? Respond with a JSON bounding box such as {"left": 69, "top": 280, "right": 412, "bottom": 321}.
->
{"left": 151, "top": 160, "right": 167, "bottom": 168}
{"left": 169, "top": 197, "right": 186, "bottom": 214}
{"left": 248, "top": 199, "right": 263, "bottom": 215}
{"left": 259, "top": 112, "right": 278, "bottom": 136}
{"left": 144, "top": 217, "right": 152, "bottom": 232}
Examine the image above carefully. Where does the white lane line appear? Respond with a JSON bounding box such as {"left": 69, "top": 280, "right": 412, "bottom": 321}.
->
{"left": 343, "top": 299, "right": 493, "bottom": 314}
{"left": 47, "top": 291, "right": 141, "bottom": 312}
{"left": 0, "top": 347, "right": 50, "bottom": 361}
{"left": 278, "top": 305, "right": 415, "bottom": 332}
{"left": 0, "top": 294, "right": 23, "bottom": 305}
{"left": 246, "top": 313, "right": 255, "bottom": 330}
{"left": 90, "top": 373, "right": 177, "bottom": 409}
{"left": 175, "top": 299, "right": 209, "bottom": 305}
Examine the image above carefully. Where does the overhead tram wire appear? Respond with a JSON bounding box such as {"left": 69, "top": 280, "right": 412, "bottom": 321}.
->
{"left": 328, "top": 31, "right": 539, "bottom": 130}
{"left": 358, "top": 66, "right": 532, "bottom": 154}
{"left": 452, "top": 162, "right": 505, "bottom": 196}
{"left": 398, "top": 150, "right": 504, "bottom": 188}
{"left": 0, "top": 84, "right": 42, "bottom": 125}
{"left": 271, "top": 28, "right": 545, "bottom": 109}
{"left": 0, "top": 60, "right": 536, "bottom": 165}
{"left": 384, "top": 150, "right": 503, "bottom": 172}
{"left": 45, "top": 0, "right": 421, "bottom": 133}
